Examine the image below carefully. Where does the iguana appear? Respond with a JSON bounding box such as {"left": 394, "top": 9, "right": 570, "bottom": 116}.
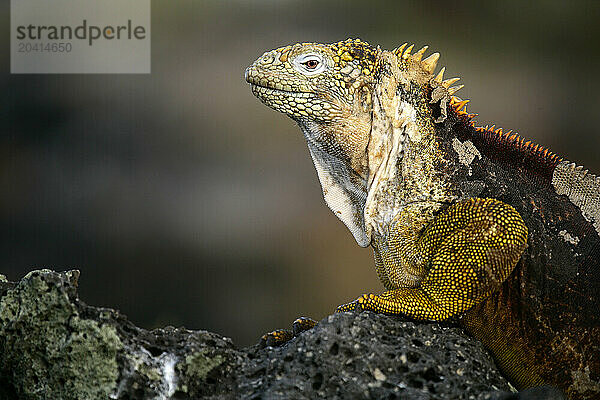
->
{"left": 244, "top": 38, "right": 600, "bottom": 399}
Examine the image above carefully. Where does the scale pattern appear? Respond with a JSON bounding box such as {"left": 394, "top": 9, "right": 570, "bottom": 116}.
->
{"left": 337, "top": 198, "right": 528, "bottom": 321}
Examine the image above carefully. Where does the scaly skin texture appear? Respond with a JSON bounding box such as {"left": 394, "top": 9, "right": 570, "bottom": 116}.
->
{"left": 246, "top": 38, "right": 600, "bottom": 399}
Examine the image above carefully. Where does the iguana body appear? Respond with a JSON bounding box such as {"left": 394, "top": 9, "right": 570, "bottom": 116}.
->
{"left": 245, "top": 39, "right": 600, "bottom": 399}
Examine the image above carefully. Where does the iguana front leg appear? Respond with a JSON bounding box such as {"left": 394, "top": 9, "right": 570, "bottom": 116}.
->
{"left": 337, "top": 198, "right": 528, "bottom": 320}
{"left": 260, "top": 198, "right": 526, "bottom": 346}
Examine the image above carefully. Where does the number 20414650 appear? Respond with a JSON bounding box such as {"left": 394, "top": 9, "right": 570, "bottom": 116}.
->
{"left": 17, "top": 42, "right": 72, "bottom": 52}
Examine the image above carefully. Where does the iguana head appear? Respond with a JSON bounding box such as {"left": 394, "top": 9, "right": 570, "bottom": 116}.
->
{"left": 245, "top": 39, "right": 378, "bottom": 176}
{"left": 246, "top": 39, "right": 460, "bottom": 246}
{"left": 245, "top": 39, "right": 378, "bottom": 123}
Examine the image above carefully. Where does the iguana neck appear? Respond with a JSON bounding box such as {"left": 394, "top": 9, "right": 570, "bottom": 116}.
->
{"left": 364, "top": 53, "right": 454, "bottom": 239}
{"left": 297, "top": 115, "right": 371, "bottom": 247}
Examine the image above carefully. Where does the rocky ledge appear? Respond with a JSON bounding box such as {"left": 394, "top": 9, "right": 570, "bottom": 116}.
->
{"left": 0, "top": 270, "right": 564, "bottom": 399}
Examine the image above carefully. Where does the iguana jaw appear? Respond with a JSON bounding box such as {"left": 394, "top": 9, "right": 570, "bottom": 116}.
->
{"left": 248, "top": 82, "right": 318, "bottom": 119}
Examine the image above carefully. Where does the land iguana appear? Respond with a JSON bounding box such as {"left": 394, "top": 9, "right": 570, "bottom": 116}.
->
{"left": 244, "top": 38, "right": 600, "bottom": 399}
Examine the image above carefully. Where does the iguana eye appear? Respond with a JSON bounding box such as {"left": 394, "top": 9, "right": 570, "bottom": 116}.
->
{"left": 304, "top": 59, "right": 319, "bottom": 69}
{"left": 294, "top": 53, "right": 326, "bottom": 75}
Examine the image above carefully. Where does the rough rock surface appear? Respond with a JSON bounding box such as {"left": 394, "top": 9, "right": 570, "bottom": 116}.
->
{"left": 0, "top": 270, "right": 563, "bottom": 399}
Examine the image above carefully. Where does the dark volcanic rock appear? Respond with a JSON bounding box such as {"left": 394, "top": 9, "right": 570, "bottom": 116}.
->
{"left": 0, "top": 270, "right": 560, "bottom": 399}
{"left": 239, "top": 313, "right": 515, "bottom": 400}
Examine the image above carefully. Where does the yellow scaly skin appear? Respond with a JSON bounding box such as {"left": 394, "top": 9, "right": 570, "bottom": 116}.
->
{"left": 246, "top": 39, "right": 600, "bottom": 399}
{"left": 341, "top": 198, "right": 528, "bottom": 321}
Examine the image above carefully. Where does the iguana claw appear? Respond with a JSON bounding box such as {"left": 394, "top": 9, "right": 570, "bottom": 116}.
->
{"left": 292, "top": 316, "right": 317, "bottom": 335}
{"left": 335, "top": 294, "right": 369, "bottom": 313}
{"left": 259, "top": 316, "right": 318, "bottom": 348}
{"left": 259, "top": 329, "right": 294, "bottom": 347}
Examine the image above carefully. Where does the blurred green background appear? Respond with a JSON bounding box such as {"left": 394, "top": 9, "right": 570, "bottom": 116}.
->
{"left": 2, "top": 0, "right": 599, "bottom": 347}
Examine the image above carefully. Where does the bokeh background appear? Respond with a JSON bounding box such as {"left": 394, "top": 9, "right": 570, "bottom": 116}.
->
{"left": 2, "top": 0, "right": 599, "bottom": 347}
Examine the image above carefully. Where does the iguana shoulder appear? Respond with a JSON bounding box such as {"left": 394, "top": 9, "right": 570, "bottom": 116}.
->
{"left": 246, "top": 38, "right": 600, "bottom": 399}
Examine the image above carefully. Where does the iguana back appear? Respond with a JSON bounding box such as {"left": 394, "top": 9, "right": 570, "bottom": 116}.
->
{"left": 447, "top": 102, "right": 600, "bottom": 393}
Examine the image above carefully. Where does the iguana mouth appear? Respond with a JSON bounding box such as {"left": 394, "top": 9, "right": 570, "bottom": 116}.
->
{"left": 248, "top": 80, "right": 314, "bottom": 96}
{"left": 250, "top": 84, "right": 316, "bottom": 104}
{"left": 245, "top": 67, "right": 314, "bottom": 96}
